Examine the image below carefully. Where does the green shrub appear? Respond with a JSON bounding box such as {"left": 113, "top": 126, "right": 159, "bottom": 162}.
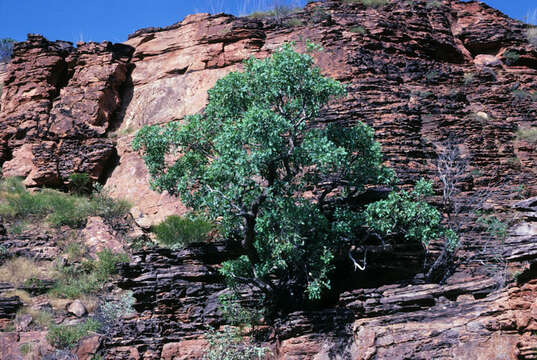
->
{"left": 97, "top": 291, "right": 135, "bottom": 328}
{"left": 477, "top": 214, "right": 508, "bottom": 242}
{"left": 204, "top": 326, "right": 269, "bottom": 360}
{"left": 248, "top": 5, "right": 298, "bottom": 21}
{"left": 152, "top": 215, "right": 212, "bottom": 249}
{"left": 426, "top": 0, "right": 442, "bottom": 8}
{"left": 511, "top": 89, "right": 537, "bottom": 102}
{"left": 90, "top": 183, "right": 131, "bottom": 220}
{"left": 0, "top": 178, "right": 130, "bottom": 228}
{"left": 350, "top": 26, "right": 366, "bottom": 34}
{"left": 343, "top": 0, "right": 388, "bottom": 8}
{"left": 284, "top": 18, "right": 303, "bottom": 27}
{"left": 19, "top": 343, "right": 32, "bottom": 356}
{"left": 0, "top": 245, "right": 8, "bottom": 261}
{"left": 68, "top": 173, "right": 92, "bottom": 195}
{"left": 47, "top": 319, "right": 101, "bottom": 349}
{"left": 133, "top": 42, "right": 453, "bottom": 303}
{"left": 218, "top": 293, "right": 263, "bottom": 330}
{"left": 50, "top": 250, "right": 128, "bottom": 298}
{"left": 365, "top": 179, "right": 458, "bottom": 250}
{"left": 503, "top": 50, "right": 520, "bottom": 65}
{"left": 516, "top": 127, "right": 537, "bottom": 144}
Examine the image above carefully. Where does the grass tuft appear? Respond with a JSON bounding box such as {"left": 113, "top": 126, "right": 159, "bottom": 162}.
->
{"left": 50, "top": 249, "right": 129, "bottom": 299}
{"left": 343, "top": 0, "right": 388, "bottom": 8}
{"left": 516, "top": 127, "right": 537, "bottom": 144}
{"left": 0, "top": 178, "right": 130, "bottom": 228}
{"left": 47, "top": 319, "right": 101, "bottom": 349}
{"left": 152, "top": 215, "right": 213, "bottom": 249}
{"left": 0, "top": 257, "right": 53, "bottom": 287}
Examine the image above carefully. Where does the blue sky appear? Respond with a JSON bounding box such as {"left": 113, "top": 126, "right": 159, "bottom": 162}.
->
{"left": 0, "top": 0, "right": 535, "bottom": 44}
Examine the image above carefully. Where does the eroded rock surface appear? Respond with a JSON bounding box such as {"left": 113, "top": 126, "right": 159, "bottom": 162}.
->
{"left": 0, "top": 35, "right": 133, "bottom": 187}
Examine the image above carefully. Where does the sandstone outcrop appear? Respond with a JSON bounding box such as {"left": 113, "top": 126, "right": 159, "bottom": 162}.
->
{"left": 0, "top": 35, "right": 133, "bottom": 187}
{"left": 1, "top": 0, "right": 537, "bottom": 359}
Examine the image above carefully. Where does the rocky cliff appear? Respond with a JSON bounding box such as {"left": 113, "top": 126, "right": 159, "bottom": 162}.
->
{"left": 1, "top": 0, "right": 537, "bottom": 359}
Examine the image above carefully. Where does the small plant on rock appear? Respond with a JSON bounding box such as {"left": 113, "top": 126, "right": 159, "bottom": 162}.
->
{"left": 204, "top": 326, "right": 269, "bottom": 360}
{"left": 68, "top": 173, "right": 92, "bottom": 195}
{"left": 152, "top": 215, "right": 213, "bottom": 249}
{"left": 516, "top": 127, "right": 537, "bottom": 144}
{"left": 503, "top": 50, "right": 520, "bottom": 65}
{"left": 97, "top": 291, "right": 135, "bottom": 331}
{"left": 47, "top": 318, "right": 101, "bottom": 349}
{"left": 344, "top": 0, "right": 388, "bottom": 7}
{"left": 50, "top": 250, "right": 129, "bottom": 298}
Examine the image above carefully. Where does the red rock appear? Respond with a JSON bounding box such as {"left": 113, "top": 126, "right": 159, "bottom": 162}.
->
{"left": 161, "top": 339, "right": 208, "bottom": 360}
{"left": 74, "top": 335, "right": 102, "bottom": 360}
{"left": 81, "top": 216, "right": 125, "bottom": 256}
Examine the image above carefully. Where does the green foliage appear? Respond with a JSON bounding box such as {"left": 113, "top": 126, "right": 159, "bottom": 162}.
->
{"left": 134, "top": 42, "right": 450, "bottom": 302}
{"left": 218, "top": 293, "right": 263, "bottom": 330}
{"left": 9, "top": 220, "right": 28, "bottom": 234}
{"left": 343, "top": 0, "right": 388, "bottom": 8}
{"left": 516, "top": 127, "right": 537, "bottom": 144}
{"left": 19, "top": 343, "right": 32, "bottom": 356}
{"left": 284, "top": 18, "right": 303, "bottom": 27}
{"left": 98, "top": 291, "right": 135, "bottom": 327}
{"left": 152, "top": 215, "right": 213, "bottom": 249}
{"left": 503, "top": 50, "right": 520, "bottom": 65}
{"left": 511, "top": 89, "right": 537, "bottom": 102}
{"left": 204, "top": 326, "right": 269, "bottom": 360}
{"left": 0, "top": 178, "right": 130, "bottom": 228}
{"left": 426, "top": 0, "right": 442, "bottom": 8}
{"left": 0, "top": 245, "right": 8, "bottom": 261}
{"left": 248, "top": 5, "right": 298, "bottom": 21}
{"left": 350, "top": 26, "right": 366, "bottom": 34}
{"left": 90, "top": 183, "right": 132, "bottom": 221}
{"left": 425, "top": 70, "right": 440, "bottom": 82}
{"left": 365, "top": 179, "right": 458, "bottom": 250}
{"left": 0, "top": 38, "right": 15, "bottom": 63}
{"left": 50, "top": 250, "right": 128, "bottom": 298}
{"left": 477, "top": 214, "right": 508, "bottom": 242}
{"left": 47, "top": 319, "right": 101, "bottom": 349}
{"left": 68, "top": 173, "right": 92, "bottom": 195}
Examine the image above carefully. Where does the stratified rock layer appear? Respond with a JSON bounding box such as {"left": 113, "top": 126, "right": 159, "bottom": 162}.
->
{"left": 1, "top": 0, "right": 537, "bottom": 359}
{"left": 0, "top": 35, "right": 133, "bottom": 187}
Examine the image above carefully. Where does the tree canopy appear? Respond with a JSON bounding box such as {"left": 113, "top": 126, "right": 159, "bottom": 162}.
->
{"left": 133, "top": 42, "right": 456, "bottom": 303}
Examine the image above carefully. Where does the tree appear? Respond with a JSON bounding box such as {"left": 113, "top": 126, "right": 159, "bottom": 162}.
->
{"left": 133, "top": 43, "right": 455, "bottom": 304}
{"left": 0, "top": 38, "right": 15, "bottom": 63}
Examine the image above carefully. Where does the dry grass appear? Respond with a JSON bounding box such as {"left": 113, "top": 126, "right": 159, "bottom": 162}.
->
{"left": 527, "top": 27, "right": 537, "bottom": 47}
{"left": 16, "top": 307, "right": 53, "bottom": 328}
{"left": 47, "top": 297, "right": 71, "bottom": 312}
{"left": 79, "top": 294, "right": 99, "bottom": 313}
{"left": 0, "top": 257, "right": 54, "bottom": 287}
{"left": 344, "top": 0, "right": 388, "bottom": 7}
{"left": 516, "top": 127, "right": 537, "bottom": 144}
{"left": 2, "top": 290, "right": 34, "bottom": 305}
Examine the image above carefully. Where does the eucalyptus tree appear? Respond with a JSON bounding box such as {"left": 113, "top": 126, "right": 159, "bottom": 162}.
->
{"left": 133, "top": 42, "right": 455, "bottom": 304}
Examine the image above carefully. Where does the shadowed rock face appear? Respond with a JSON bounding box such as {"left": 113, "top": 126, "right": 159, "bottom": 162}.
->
{"left": 1, "top": 0, "right": 537, "bottom": 359}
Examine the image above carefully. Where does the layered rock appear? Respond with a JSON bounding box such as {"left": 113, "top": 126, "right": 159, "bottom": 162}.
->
{"left": 0, "top": 35, "right": 133, "bottom": 187}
